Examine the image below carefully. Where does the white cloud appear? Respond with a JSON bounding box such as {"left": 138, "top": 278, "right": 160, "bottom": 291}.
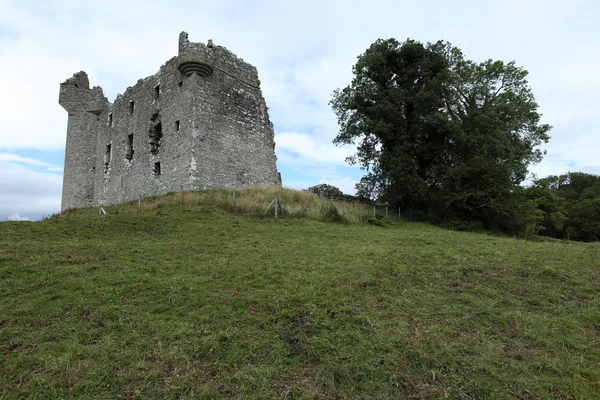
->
{"left": 5, "top": 213, "right": 30, "bottom": 221}
{"left": 0, "top": 160, "right": 62, "bottom": 220}
{"left": 276, "top": 132, "right": 354, "bottom": 166}
{"left": 1, "top": 0, "right": 599, "bottom": 218}
{"left": 318, "top": 177, "right": 358, "bottom": 195}
{"left": 0, "top": 153, "right": 52, "bottom": 166}
{"left": 582, "top": 166, "right": 600, "bottom": 175}
{"left": 0, "top": 44, "right": 70, "bottom": 150}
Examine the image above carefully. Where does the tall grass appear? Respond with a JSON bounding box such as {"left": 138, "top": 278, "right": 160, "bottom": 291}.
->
{"left": 62, "top": 186, "right": 377, "bottom": 224}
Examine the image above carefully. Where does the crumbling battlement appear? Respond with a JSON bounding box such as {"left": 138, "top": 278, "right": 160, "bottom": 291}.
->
{"left": 59, "top": 32, "right": 280, "bottom": 211}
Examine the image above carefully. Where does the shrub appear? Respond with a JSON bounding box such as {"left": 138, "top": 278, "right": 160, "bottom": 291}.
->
{"left": 521, "top": 223, "right": 542, "bottom": 240}
{"left": 320, "top": 204, "right": 346, "bottom": 224}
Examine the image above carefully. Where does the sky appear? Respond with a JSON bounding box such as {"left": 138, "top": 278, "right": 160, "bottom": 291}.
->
{"left": 0, "top": 0, "right": 599, "bottom": 221}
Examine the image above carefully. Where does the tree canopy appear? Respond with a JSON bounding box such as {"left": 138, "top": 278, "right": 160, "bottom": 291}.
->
{"left": 527, "top": 172, "right": 600, "bottom": 241}
{"left": 331, "top": 38, "right": 551, "bottom": 229}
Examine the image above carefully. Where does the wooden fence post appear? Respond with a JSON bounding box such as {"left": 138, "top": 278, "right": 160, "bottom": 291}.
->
{"left": 263, "top": 197, "right": 276, "bottom": 217}
{"left": 138, "top": 195, "right": 141, "bottom": 212}
{"left": 263, "top": 196, "right": 284, "bottom": 219}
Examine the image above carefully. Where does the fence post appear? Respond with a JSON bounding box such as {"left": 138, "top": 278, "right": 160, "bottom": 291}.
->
{"left": 277, "top": 196, "right": 283, "bottom": 218}
{"left": 138, "top": 195, "right": 141, "bottom": 212}
{"left": 263, "top": 197, "right": 276, "bottom": 217}
{"left": 180, "top": 185, "right": 184, "bottom": 205}
{"left": 275, "top": 196, "right": 279, "bottom": 219}
{"left": 232, "top": 191, "right": 236, "bottom": 212}
{"left": 386, "top": 207, "right": 388, "bottom": 217}
{"left": 373, "top": 206, "right": 376, "bottom": 218}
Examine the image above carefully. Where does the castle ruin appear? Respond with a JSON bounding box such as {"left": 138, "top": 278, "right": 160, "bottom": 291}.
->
{"left": 59, "top": 32, "right": 281, "bottom": 211}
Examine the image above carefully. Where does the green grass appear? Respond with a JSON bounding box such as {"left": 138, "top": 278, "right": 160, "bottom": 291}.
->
{"left": 1, "top": 189, "right": 599, "bottom": 399}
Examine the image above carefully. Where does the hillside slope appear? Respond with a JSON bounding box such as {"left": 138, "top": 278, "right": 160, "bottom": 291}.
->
{"left": 1, "top": 197, "right": 599, "bottom": 399}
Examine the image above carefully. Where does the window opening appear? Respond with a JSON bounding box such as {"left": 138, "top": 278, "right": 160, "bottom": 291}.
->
{"left": 148, "top": 113, "right": 162, "bottom": 154}
{"left": 129, "top": 100, "right": 135, "bottom": 114}
{"left": 153, "top": 162, "right": 161, "bottom": 176}
{"left": 126, "top": 134, "right": 134, "bottom": 160}
{"left": 178, "top": 81, "right": 183, "bottom": 87}
{"left": 175, "top": 120, "right": 180, "bottom": 132}
{"left": 108, "top": 112, "right": 113, "bottom": 126}
{"left": 104, "top": 144, "right": 111, "bottom": 173}
{"left": 154, "top": 85, "right": 160, "bottom": 100}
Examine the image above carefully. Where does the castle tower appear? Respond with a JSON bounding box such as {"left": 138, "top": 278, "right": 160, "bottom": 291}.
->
{"left": 59, "top": 72, "right": 108, "bottom": 211}
{"left": 59, "top": 33, "right": 280, "bottom": 211}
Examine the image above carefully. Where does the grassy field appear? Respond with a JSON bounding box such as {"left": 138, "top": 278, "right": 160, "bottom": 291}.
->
{"left": 1, "top": 188, "right": 599, "bottom": 399}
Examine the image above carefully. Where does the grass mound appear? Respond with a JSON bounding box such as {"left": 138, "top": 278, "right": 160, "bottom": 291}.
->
{"left": 61, "top": 186, "right": 375, "bottom": 224}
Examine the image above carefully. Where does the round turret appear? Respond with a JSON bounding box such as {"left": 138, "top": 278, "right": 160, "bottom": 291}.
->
{"left": 178, "top": 59, "right": 213, "bottom": 77}
{"left": 177, "top": 31, "right": 214, "bottom": 77}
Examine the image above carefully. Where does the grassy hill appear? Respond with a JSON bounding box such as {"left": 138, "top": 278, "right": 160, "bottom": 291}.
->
{"left": 1, "top": 188, "right": 599, "bottom": 399}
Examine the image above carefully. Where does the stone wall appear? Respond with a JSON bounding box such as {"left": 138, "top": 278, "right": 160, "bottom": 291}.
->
{"left": 59, "top": 32, "right": 280, "bottom": 211}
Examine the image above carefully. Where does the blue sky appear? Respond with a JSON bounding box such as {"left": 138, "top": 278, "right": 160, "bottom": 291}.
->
{"left": 1, "top": 0, "right": 599, "bottom": 220}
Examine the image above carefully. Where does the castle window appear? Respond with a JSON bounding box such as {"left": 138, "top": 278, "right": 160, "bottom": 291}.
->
{"left": 175, "top": 120, "right": 180, "bottom": 132}
{"left": 154, "top": 85, "right": 160, "bottom": 100}
{"left": 153, "top": 162, "right": 161, "bottom": 176}
{"left": 126, "top": 134, "right": 134, "bottom": 160}
{"left": 149, "top": 113, "right": 162, "bottom": 155}
{"left": 104, "top": 144, "right": 112, "bottom": 173}
{"left": 129, "top": 100, "right": 135, "bottom": 114}
{"left": 178, "top": 80, "right": 183, "bottom": 87}
{"left": 108, "top": 112, "right": 113, "bottom": 127}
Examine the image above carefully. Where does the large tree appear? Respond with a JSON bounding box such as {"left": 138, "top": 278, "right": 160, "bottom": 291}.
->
{"left": 331, "top": 39, "right": 551, "bottom": 227}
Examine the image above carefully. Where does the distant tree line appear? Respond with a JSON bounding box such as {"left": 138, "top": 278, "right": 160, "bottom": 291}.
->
{"left": 525, "top": 172, "right": 600, "bottom": 241}
{"left": 329, "top": 38, "right": 599, "bottom": 241}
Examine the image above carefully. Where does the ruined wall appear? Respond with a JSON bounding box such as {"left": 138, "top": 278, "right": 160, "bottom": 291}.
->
{"left": 184, "top": 36, "right": 280, "bottom": 190}
{"left": 93, "top": 55, "right": 193, "bottom": 205}
{"left": 59, "top": 32, "right": 280, "bottom": 211}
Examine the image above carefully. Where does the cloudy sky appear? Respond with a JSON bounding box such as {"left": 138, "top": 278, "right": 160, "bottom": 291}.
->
{"left": 1, "top": 0, "right": 598, "bottom": 220}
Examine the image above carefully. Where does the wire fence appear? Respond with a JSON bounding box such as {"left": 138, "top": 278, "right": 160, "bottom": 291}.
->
{"left": 90, "top": 187, "right": 435, "bottom": 226}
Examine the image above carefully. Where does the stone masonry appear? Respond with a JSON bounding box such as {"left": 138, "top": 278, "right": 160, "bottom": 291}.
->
{"left": 59, "top": 32, "right": 281, "bottom": 211}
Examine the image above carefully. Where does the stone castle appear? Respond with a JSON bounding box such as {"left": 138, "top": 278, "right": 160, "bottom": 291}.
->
{"left": 59, "top": 32, "right": 280, "bottom": 211}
